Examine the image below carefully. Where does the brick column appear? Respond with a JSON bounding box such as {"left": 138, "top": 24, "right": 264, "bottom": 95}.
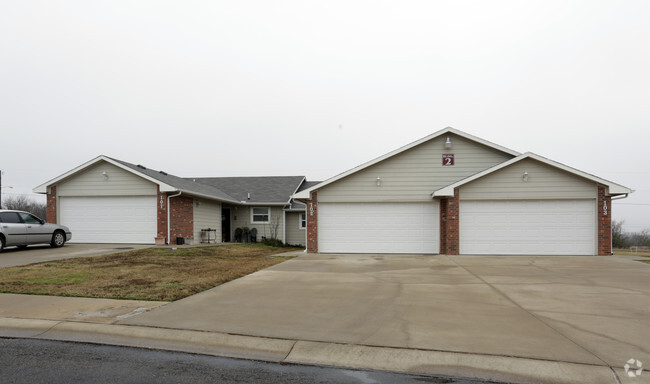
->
{"left": 445, "top": 189, "right": 460, "bottom": 255}
{"left": 170, "top": 196, "right": 194, "bottom": 244}
{"left": 439, "top": 198, "right": 448, "bottom": 254}
{"left": 46, "top": 186, "right": 57, "bottom": 223}
{"left": 157, "top": 189, "right": 168, "bottom": 244}
{"left": 597, "top": 186, "right": 612, "bottom": 256}
{"left": 306, "top": 191, "right": 318, "bottom": 253}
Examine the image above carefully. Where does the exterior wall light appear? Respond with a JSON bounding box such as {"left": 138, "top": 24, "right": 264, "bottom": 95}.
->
{"left": 444, "top": 137, "right": 452, "bottom": 149}
{"left": 376, "top": 177, "right": 381, "bottom": 186}
{"left": 101, "top": 171, "right": 108, "bottom": 180}
{"left": 523, "top": 171, "right": 529, "bottom": 182}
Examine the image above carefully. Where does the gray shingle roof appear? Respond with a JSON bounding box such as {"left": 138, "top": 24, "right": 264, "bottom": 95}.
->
{"left": 192, "top": 176, "right": 306, "bottom": 204}
{"left": 109, "top": 158, "right": 240, "bottom": 203}
{"left": 110, "top": 157, "right": 308, "bottom": 206}
{"left": 296, "top": 181, "right": 321, "bottom": 193}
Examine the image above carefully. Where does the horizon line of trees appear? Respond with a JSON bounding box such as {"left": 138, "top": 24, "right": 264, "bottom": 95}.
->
{"left": 613, "top": 220, "right": 649, "bottom": 248}
{"left": 1, "top": 194, "right": 47, "bottom": 220}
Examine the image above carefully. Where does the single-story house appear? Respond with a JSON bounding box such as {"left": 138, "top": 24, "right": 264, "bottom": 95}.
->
{"left": 33, "top": 156, "right": 314, "bottom": 246}
{"left": 292, "top": 127, "right": 632, "bottom": 256}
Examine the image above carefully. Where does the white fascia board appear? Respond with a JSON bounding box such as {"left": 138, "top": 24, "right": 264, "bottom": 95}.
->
{"left": 239, "top": 202, "right": 287, "bottom": 206}
{"left": 286, "top": 177, "right": 306, "bottom": 204}
{"left": 292, "top": 127, "right": 520, "bottom": 200}
{"left": 179, "top": 191, "right": 242, "bottom": 205}
{"left": 432, "top": 152, "right": 633, "bottom": 197}
{"left": 32, "top": 155, "right": 176, "bottom": 194}
{"left": 283, "top": 207, "right": 306, "bottom": 212}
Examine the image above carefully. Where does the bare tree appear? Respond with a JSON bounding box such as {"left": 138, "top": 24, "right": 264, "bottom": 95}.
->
{"left": 269, "top": 214, "right": 281, "bottom": 240}
{"left": 612, "top": 220, "right": 628, "bottom": 248}
{"left": 2, "top": 194, "right": 47, "bottom": 219}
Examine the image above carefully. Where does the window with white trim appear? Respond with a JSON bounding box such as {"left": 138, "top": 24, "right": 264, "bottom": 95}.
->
{"left": 251, "top": 207, "right": 270, "bottom": 223}
{"left": 299, "top": 213, "right": 306, "bottom": 229}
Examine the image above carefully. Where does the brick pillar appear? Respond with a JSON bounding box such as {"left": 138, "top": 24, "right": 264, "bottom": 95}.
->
{"left": 306, "top": 191, "right": 318, "bottom": 253}
{"left": 439, "top": 198, "right": 448, "bottom": 254}
{"left": 157, "top": 189, "right": 168, "bottom": 244}
{"left": 445, "top": 188, "right": 460, "bottom": 255}
{"left": 597, "top": 186, "right": 612, "bottom": 256}
{"left": 46, "top": 186, "right": 57, "bottom": 223}
{"left": 170, "top": 196, "right": 194, "bottom": 244}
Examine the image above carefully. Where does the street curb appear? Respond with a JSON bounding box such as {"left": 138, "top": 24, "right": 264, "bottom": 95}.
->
{"left": 0, "top": 317, "right": 620, "bottom": 384}
{"left": 286, "top": 341, "right": 618, "bottom": 384}
{"left": 0, "top": 318, "right": 294, "bottom": 362}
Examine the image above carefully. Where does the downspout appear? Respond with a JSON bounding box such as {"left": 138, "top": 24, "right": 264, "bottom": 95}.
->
{"left": 167, "top": 191, "right": 182, "bottom": 244}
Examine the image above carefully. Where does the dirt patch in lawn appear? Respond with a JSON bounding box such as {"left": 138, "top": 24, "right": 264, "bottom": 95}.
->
{"left": 0, "top": 244, "right": 297, "bottom": 301}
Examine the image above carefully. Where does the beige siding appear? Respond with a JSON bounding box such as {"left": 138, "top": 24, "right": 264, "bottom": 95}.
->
{"left": 231, "top": 206, "right": 285, "bottom": 242}
{"left": 285, "top": 211, "right": 306, "bottom": 246}
{"left": 193, "top": 198, "right": 222, "bottom": 244}
{"left": 318, "top": 134, "right": 514, "bottom": 203}
{"left": 460, "top": 158, "right": 597, "bottom": 200}
{"left": 57, "top": 161, "right": 157, "bottom": 197}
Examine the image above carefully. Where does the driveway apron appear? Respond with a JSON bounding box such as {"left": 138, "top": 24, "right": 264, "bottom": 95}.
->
{"left": 120, "top": 254, "right": 650, "bottom": 370}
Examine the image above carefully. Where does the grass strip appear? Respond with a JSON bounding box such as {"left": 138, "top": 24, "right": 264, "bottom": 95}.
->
{"left": 0, "top": 244, "right": 297, "bottom": 301}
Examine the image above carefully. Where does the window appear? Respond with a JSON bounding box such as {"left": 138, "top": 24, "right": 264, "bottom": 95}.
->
{"left": 0, "top": 212, "right": 21, "bottom": 223}
{"left": 251, "top": 207, "right": 270, "bottom": 223}
{"left": 19, "top": 212, "right": 42, "bottom": 224}
{"left": 299, "top": 213, "right": 306, "bottom": 229}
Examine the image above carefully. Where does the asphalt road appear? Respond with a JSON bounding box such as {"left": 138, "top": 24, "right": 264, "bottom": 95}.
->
{"left": 0, "top": 338, "right": 501, "bottom": 384}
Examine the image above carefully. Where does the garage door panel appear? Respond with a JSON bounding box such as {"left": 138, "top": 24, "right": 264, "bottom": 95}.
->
{"left": 319, "top": 203, "right": 439, "bottom": 254}
{"left": 60, "top": 196, "right": 156, "bottom": 244}
{"left": 460, "top": 200, "right": 595, "bottom": 255}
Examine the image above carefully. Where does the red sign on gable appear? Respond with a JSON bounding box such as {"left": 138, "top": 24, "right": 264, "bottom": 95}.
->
{"left": 442, "top": 154, "right": 454, "bottom": 166}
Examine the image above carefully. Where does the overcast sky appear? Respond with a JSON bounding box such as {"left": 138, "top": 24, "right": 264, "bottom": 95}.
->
{"left": 1, "top": 1, "right": 648, "bottom": 232}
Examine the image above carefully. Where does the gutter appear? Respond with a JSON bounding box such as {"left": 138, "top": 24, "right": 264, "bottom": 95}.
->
{"left": 167, "top": 191, "right": 182, "bottom": 244}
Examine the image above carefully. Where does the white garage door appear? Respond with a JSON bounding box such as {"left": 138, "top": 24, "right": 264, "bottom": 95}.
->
{"left": 318, "top": 202, "right": 439, "bottom": 254}
{"left": 460, "top": 200, "right": 596, "bottom": 255}
{"left": 60, "top": 196, "right": 157, "bottom": 244}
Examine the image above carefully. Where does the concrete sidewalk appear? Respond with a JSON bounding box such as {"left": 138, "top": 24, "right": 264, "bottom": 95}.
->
{"left": 1, "top": 254, "right": 649, "bottom": 384}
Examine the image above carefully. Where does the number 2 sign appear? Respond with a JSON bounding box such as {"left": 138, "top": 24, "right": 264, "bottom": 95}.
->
{"left": 442, "top": 154, "right": 454, "bottom": 166}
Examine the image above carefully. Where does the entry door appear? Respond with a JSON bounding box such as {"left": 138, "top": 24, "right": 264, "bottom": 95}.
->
{"left": 222, "top": 208, "right": 231, "bottom": 242}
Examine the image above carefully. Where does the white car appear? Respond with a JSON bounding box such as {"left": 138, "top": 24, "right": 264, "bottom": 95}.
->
{"left": 0, "top": 209, "right": 72, "bottom": 251}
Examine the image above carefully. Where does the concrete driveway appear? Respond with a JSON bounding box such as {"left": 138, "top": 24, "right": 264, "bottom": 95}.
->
{"left": 0, "top": 243, "right": 152, "bottom": 267}
{"left": 123, "top": 253, "right": 650, "bottom": 381}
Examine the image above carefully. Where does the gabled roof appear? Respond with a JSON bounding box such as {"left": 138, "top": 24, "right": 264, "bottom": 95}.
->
{"left": 192, "top": 176, "right": 306, "bottom": 205}
{"left": 33, "top": 155, "right": 178, "bottom": 194}
{"left": 111, "top": 158, "right": 241, "bottom": 204}
{"left": 292, "top": 127, "right": 520, "bottom": 199}
{"left": 33, "top": 155, "right": 308, "bottom": 206}
{"left": 433, "top": 152, "right": 633, "bottom": 197}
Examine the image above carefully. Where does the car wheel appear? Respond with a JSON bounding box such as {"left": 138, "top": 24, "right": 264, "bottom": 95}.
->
{"left": 51, "top": 230, "right": 66, "bottom": 248}
{"left": 0, "top": 236, "right": 5, "bottom": 252}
